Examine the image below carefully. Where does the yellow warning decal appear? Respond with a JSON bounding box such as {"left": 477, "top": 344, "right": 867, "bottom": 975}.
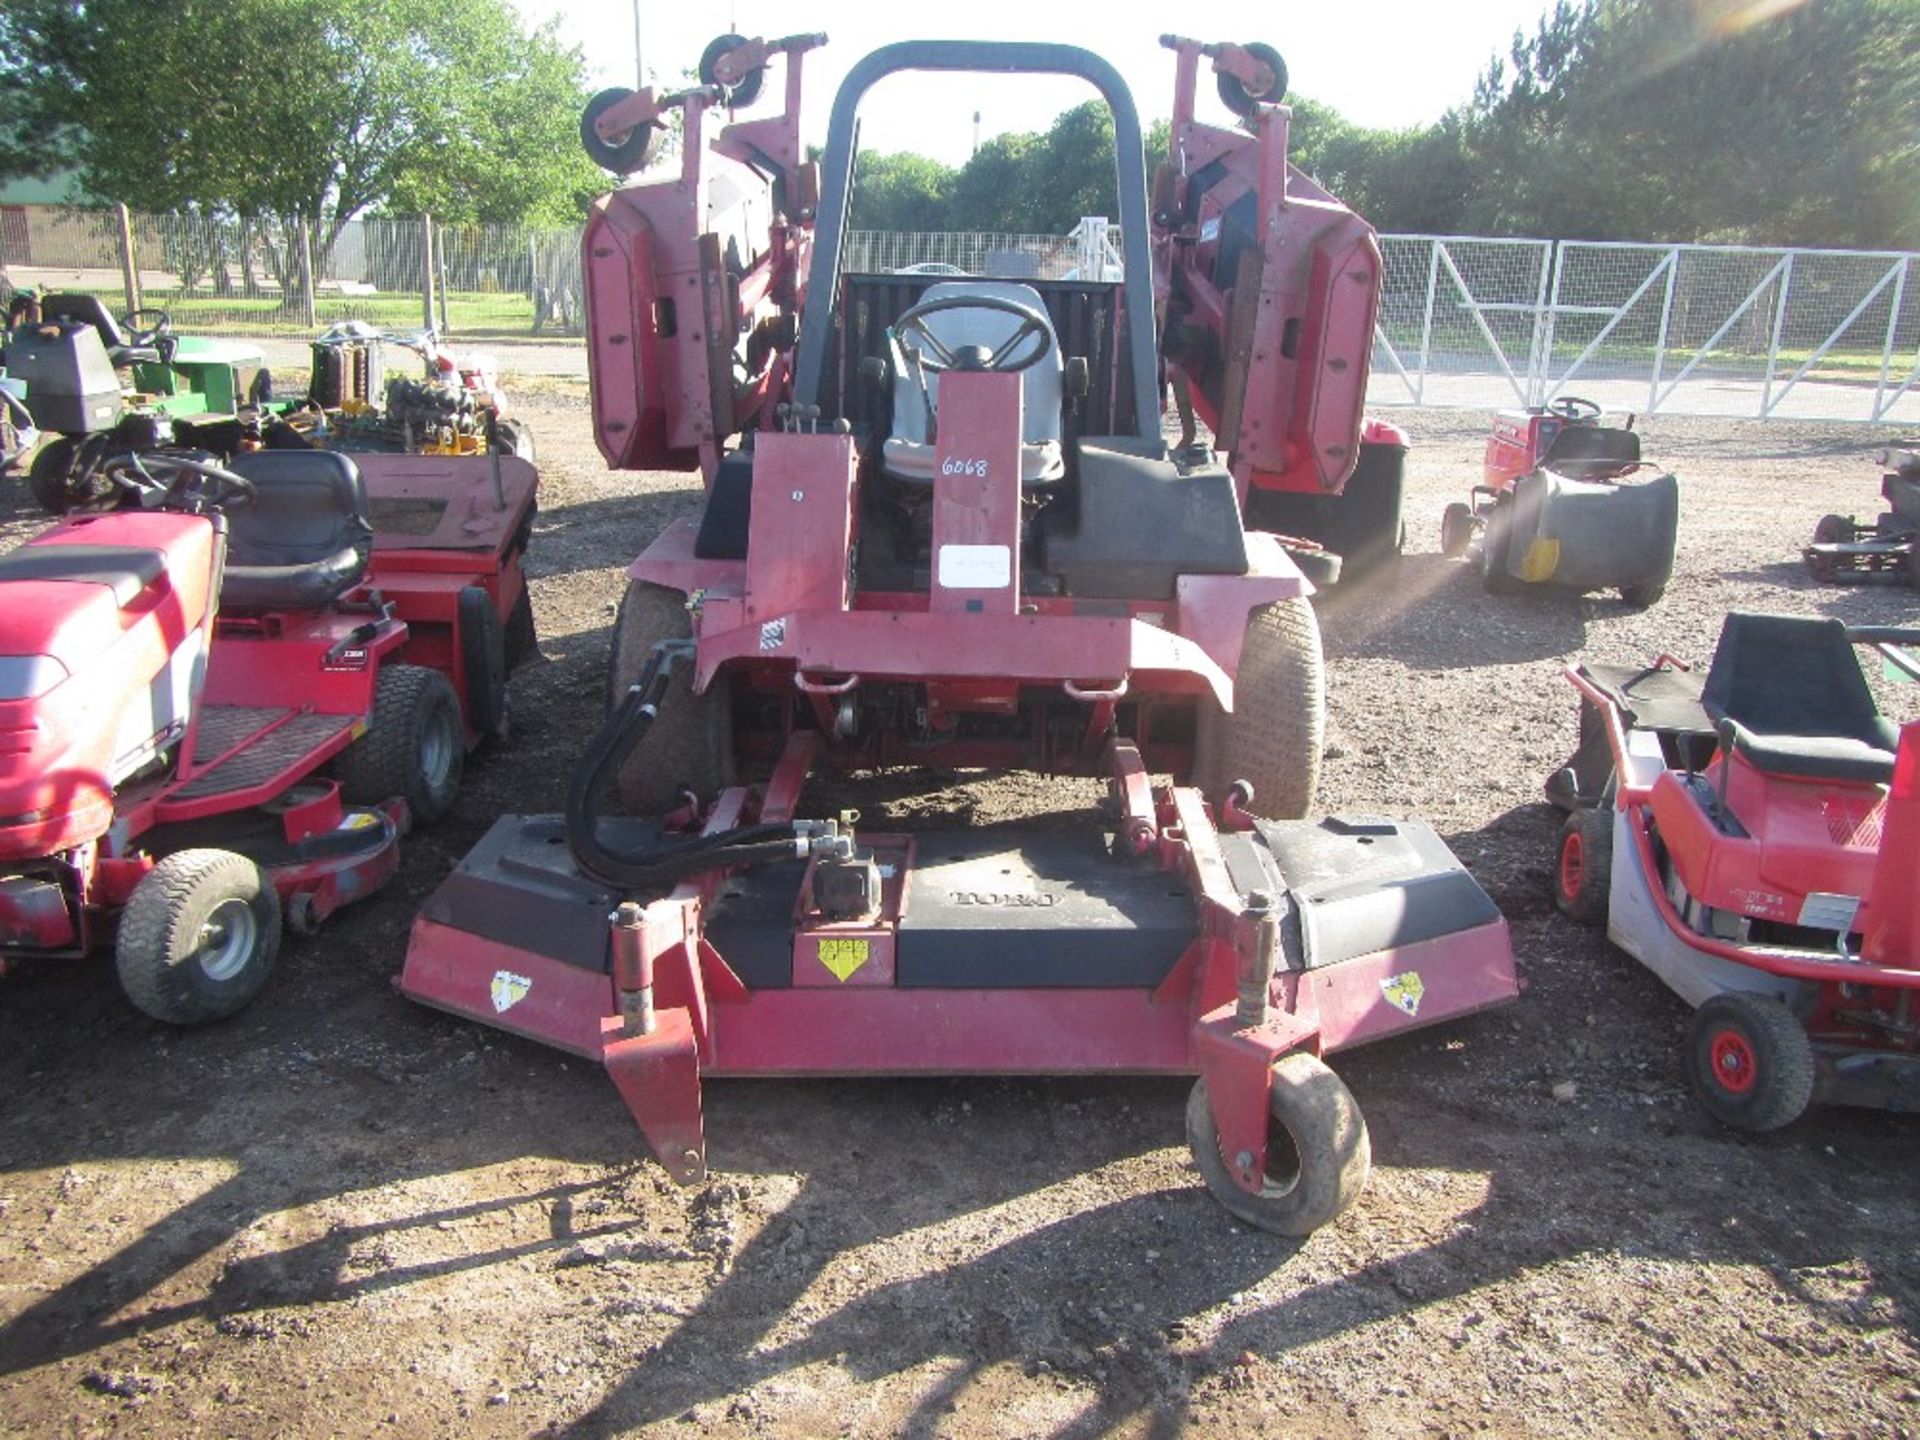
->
{"left": 817, "top": 938, "right": 871, "bottom": 982}
{"left": 1519, "top": 536, "right": 1562, "bottom": 582}
{"left": 1380, "top": 971, "right": 1425, "bottom": 1017}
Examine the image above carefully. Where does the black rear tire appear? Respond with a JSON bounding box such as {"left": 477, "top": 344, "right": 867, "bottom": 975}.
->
{"left": 580, "top": 87, "right": 658, "bottom": 172}
{"left": 1619, "top": 580, "right": 1666, "bottom": 609}
{"left": 1193, "top": 596, "right": 1324, "bottom": 819}
{"left": 494, "top": 418, "right": 534, "bottom": 463}
{"left": 1554, "top": 808, "right": 1613, "bottom": 926}
{"left": 1186, "top": 1052, "right": 1371, "bottom": 1236}
{"left": 607, "top": 580, "right": 734, "bottom": 814}
{"left": 338, "top": 664, "right": 465, "bottom": 825}
{"left": 1440, "top": 502, "right": 1474, "bottom": 559}
{"left": 116, "top": 849, "right": 282, "bottom": 1025}
{"left": 28, "top": 436, "right": 79, "bottom": 513}
{"left": 1685, "top": 993, "right": 1815, "bottom": 1133}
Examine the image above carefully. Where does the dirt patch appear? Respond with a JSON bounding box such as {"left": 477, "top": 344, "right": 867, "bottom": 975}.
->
{"left": 1, "top": 393, "right": 1916, "bottom": 1437}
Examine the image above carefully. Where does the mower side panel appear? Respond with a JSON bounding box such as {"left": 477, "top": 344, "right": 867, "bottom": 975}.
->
{"left": 1504, "top": 469, "right": 1679, "bottom": 591}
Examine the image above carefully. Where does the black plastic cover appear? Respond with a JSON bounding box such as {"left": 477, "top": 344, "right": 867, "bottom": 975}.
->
{"left": 1040, "top": 439, "right": 1247, "bottom": 599}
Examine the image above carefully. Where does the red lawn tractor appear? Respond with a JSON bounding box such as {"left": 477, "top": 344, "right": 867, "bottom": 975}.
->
{"left": 1803, "top": 446, "right": 1920, "bottom": 587}
{"left": 1550, "top": 614, "right": 1920, "bottom": 1128}
{"left": 1443, "top": 396, "right": 1678, "bottom": 607}
{"left": 0, "top": 445, "right": 536, "bottom": 1024}
{"left": 401, "top": 35, "right": 1517, "bottom": 1235}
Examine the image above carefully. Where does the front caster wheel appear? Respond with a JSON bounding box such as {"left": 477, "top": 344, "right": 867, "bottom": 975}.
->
{"left": 1685, "top": 993, "right": 1815, "bottom": 1133}
{"left": 116, "top": 849, "right": 283, "bottom": 1025}
{"left": 1554, "top": 807, "right": 1613, "bottom": 926}
{"left": 1186, "top": 1051, "right": 1372, "bottom": 1236}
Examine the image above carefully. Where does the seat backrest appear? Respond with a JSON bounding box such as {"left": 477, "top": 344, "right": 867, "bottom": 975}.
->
{"left": 1540, "top": 423, "right": 1640, "bottom": 479}
{"left": 43, "top": 293, "right": 131, "bottom": 354}
{"left": 890, "top": 281, "right": 1063, "bottom": 447}
{"left": 224, "top": 450, "right": 373, "bottom": 567}
{"left": 1702, "top": 612, "right": 1883, "bottom": 744}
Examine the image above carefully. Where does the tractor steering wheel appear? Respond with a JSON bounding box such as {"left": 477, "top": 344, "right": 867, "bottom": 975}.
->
{"left": 120, "top": 307, "right": 174, "bottom": 348}
{"left": 104, "top": 451, "right": 256, "bottom": 513}
{"left": 1546, "top": 395, "right": 1602, "bottom": 422}
{"left": 892, "top": 293, "right": 1054, "bottom": 375}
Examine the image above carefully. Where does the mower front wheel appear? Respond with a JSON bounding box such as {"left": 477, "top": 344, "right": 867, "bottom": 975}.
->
{"left": 27, "top": 437, "right": 79, "bottom": 514}
{"left": 1193, "top": 596, "right": 1324, "bottom": 819}
{"left": 1554, "top": 807, "right": 1613, "bottom": 926}
{"left": 1685, "top": 993, "right": 1815, "bottom": 1133}
{"left": 1440, "top": 502, "right": 1475, "bottom": 559}
{"left": 339, "top": 664, "right": 465, "bottom": 826}
{"left": 608, "top": 580, "right": 734, "bottom": 814}
{"left": 1186, "top": 1052, "right": 1372, "bottom": 1236}
{"left": 116, "top": 849, "right": 282, "bottom": 1025}
{"left": 1805, "top": 513, "right": 1850, "bottom": 584}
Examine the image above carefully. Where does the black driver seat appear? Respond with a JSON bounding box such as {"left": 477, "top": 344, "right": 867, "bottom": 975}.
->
{"left": 220, "top": 450, "right": 373, "bottom": 612}
{"left": 1702, "top": 612, "right": 1899, "bottom": 785}
{"left": 43, "top": 292, "right": 161, "bottom": 367}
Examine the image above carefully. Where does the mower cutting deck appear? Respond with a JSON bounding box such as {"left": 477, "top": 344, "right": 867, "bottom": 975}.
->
{"left": 1550, "top": 614, "right": 1920, "bottom": 1127}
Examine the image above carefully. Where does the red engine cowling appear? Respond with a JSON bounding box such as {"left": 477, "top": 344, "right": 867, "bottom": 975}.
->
{"left": 0, "top": 512, "right": 217, "bottom": 859}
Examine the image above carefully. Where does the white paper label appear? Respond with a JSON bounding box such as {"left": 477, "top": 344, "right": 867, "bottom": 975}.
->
{"left": 1798, "top": 891, "right": 1860, "bottom": 933}
{"left": 937, "top": 543, "right": 1011, "bottom": 590}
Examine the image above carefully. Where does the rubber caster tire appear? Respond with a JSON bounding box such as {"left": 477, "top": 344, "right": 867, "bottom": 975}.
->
{"left": 1440, "top": 501, "right": 1474, "bottom": 559}
{"left": 1554, "top": 807, "right": 1613, "bottom": 926}
{"left": 1187, "top": 1052, "right": 1371, "bottom": 1236}
{"left": 607, "top": 580, "right": 734, "bottom": 814}
{"left": 580, "top": 87, "right": 658, "bottom": 172}
{"left": 338, "top": 664, "right": 465, "bottom": 826}
{"left": 699, "top": 33, "right": 766, "bottom": 108}
{"left": 1193, "top": 595, "right": 1324, "bottom": 819}
{"left": 1215, "top": 40, "right": 1287, "bottom": 117}
{"left": 116, "top": 849, "right": 282, "bottom": 1025}
{"left": 1685, "top": 993, "right": 1816, "bottom": 1133}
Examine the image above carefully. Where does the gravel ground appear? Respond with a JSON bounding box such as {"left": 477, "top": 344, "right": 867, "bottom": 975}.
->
{"left": 0, "top": 386, "right": 1916, "bottom": 1438}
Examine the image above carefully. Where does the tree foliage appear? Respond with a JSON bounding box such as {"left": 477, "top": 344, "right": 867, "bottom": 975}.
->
{"left": 0, "top": 0, "right": 605, "bottom": 249}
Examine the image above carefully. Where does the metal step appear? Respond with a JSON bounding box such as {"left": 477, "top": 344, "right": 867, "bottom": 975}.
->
{"left": 174, "top": 708, "right": 353, "bottom": 801}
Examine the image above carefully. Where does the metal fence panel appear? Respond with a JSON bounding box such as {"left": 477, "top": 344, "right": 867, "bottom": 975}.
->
{"left": 1373, "top": 236, "right": 1555, "bottom": 409}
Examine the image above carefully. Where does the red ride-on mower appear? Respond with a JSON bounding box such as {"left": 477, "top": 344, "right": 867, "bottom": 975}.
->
{"left": 1549, "top": 614, "right": 1920, "bottom": 1128}
{"left": 1803, "top": 446, "right": 1920, "bottom": 588}
{"left": 0, "top": 447, "right": 520, "bottom": 1024}
{"left": 1443, "top": 396, "right": 1678, "bottom": 607}
{"left": 400, "top": 36, "right": 1519, "bottom": 1235}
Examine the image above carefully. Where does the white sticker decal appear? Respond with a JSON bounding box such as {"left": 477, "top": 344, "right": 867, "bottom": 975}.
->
{"left": 1380, "top": 971, "right": 1425, "bottom": 1017}
{"left": 491, "top": 971, "right": 532, "bottom": 1014}
{"left": 759, "top": 618, "right": 787, "bottom": 651}
{"left": 937, "top": 544, "right": 1012, "bottom": 590}
{"left": 1798, "top": 892, "right": 1861, "bottom": 933}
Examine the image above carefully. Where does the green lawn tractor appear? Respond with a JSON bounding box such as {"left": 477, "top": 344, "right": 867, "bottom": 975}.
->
{"left": 2, "top": 292, "right": 286, "bottom": 512}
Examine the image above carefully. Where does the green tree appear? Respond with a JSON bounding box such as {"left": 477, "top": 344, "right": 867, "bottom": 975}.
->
{"left": 849, "top": 151, "right": 957, "bottom": 231}
{"left": 0, "top": 0, "right": 605, "bottom": 256}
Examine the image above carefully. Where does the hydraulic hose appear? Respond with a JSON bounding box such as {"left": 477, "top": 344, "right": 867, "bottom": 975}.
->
{"left": 565, "top": 641, "right": 796, "bottom": 891}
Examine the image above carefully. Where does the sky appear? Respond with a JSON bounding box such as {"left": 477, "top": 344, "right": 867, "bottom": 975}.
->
{"left": 516, "top": 1, "right": 1559, "bottom": 167}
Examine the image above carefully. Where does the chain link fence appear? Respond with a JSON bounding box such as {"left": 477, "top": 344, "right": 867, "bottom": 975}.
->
{"left": 0, "top": 205, "right": 585, "bottom": 340}
{"left": 6, "top": 202, "right": 1917, "bottom": 420}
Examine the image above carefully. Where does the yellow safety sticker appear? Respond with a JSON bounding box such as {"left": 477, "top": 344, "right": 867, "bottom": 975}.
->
{"left": 491, "top": 970, "right": 532, "bottom": 1013}
{"left": 1380, "top": 971, "right": 1425, "bottom": 1017}
{"left": 817, "top": 938, "right": 870, "bottom": 983}
{"left": 337, "top": 811, "right": 381, "bottom": 831}
{"left": 1520, "top": 536, "right": 1561, "bottom": 582}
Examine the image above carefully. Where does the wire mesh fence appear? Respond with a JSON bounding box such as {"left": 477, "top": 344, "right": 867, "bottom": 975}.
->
{"left": 5, "top": 202, "right": 1917, "bottom": 420}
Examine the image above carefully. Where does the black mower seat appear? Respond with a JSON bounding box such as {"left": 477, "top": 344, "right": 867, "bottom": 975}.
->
{"left": 220, "top": 450, "right": 373, "bottom": 612}
{"left": 1703, "top": 612, "right": 1899, "bottom": 785}
{"left": 1539, "top": 423, "right": 1641, "bottom": 482}
{"left": 43, "top": 292, "right": 159, "bottom": 367}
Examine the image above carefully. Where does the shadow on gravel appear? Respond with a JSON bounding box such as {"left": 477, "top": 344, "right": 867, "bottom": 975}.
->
{"left": 526, "top": 491, "right": 703, "bottom": 582}
{"left": 1318, "top": 556, "right": 1592, "bottom": 670}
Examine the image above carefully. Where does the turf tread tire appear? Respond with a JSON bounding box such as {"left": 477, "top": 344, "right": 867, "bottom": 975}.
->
{"left": 1685, "top": 993, "right": 1816, "bottom": 1133}
{"left": 607, "top": 580, "right": 734, "bottom": 814}
{"left": 1186, "top": 1052, "right": 1371, "bottom": 1236}
{"left": 115, "top": 849, "right": 281, "bottom": 1026}
{"left": 1555, "top": 807, "right": 1613, "bottom": 926}
{"left": 28, "top": 437, "right": 78, "bottom": 514}
{"left": 1194, "top": 596, "right": 1324, "bottom": 819}
{"left": 337, "top": 664, "right": 464, "bottom": 826}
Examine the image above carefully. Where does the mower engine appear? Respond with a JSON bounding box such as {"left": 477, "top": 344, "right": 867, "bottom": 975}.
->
{"left": 382, "top": 375, "right": 492, "bottom": 454}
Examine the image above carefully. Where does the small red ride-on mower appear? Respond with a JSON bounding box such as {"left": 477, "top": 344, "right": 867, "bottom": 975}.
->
{"left": 1803, "top": 446, "right": 1919, "bottom": 588}
{"left": 400, "top": 35, "right": 1518, "bottom": 1235}
{"left": 1442, "top": 396, "right": 1678, "bottom": 607}
{"left": 0, "top": 444, "right": 535, "bottom": 1024}
{"left": 1548, "top": 613, "right": 1920, "bottom": 1128}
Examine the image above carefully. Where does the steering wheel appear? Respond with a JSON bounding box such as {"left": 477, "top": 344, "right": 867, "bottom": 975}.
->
{"left": 1546, "top": 395, "right": 1602, "bottom": 422}
{"left": 104, "top": 451, "right": 256, "bottom": 513}
{"left": 120, "top": 307, "right": 174, "bottom": 348}
{"left": 892, "top": 294, "right": 1054, "bottom": 375}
